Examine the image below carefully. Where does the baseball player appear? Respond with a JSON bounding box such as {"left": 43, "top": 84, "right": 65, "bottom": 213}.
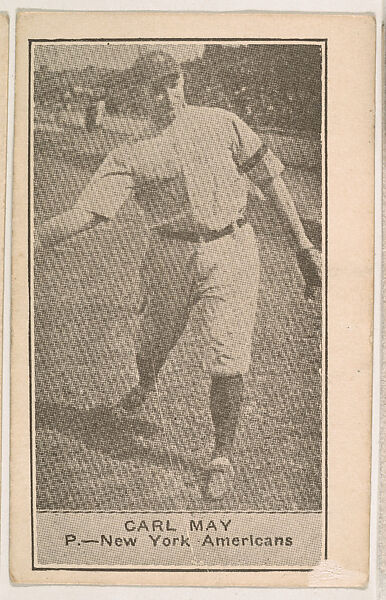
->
{"left": 36, "top": 50, "right": 322, "bottom": 501}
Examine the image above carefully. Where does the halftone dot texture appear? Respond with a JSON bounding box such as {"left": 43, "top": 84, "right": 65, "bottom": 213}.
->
{"left": 34, "top": 43, "right": 322, "bottom": 512}
{"left": 35, "top": 512, "right": 322, "bottom": 566}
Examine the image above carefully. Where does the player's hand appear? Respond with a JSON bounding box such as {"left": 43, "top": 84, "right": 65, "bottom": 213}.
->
{"left": 296, "top": 246, "right": 322, "bottom": 300}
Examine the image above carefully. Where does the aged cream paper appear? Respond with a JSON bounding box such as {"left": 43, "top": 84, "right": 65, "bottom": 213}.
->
{"left": 379, "top": 36, "right": 386, "bottom": 598}
{"left": 0, "top": 13, "right": 8, "bottom": 505}
{"left": 11, "top": 11, "right": 374, "bottom": 587}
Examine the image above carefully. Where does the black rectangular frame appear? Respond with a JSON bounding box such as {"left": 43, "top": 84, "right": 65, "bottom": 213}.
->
{"left": 28, "top": 37, "right": 328, "bottom": 573}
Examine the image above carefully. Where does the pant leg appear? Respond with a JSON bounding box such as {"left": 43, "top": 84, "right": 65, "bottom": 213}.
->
{"left": 135, "top": 233, "right": 195, "bottom": 383}
{"left": 192, "top": 224, "right": 260, "bottom": 376}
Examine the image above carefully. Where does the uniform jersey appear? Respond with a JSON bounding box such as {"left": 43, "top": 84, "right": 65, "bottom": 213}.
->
{"left": 76, "top": 105, "right": 284, "bottom": 232}
{"left": 77, "top": 105, "right": 285, "bottom": 376}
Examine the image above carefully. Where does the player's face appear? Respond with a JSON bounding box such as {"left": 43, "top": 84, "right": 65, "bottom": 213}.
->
{"left": 141, "top": 73, "right": 185, "bottom": 128}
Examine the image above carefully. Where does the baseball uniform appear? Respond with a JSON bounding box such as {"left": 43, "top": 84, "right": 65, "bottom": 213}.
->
{"left": 76, "top": 105, "right": 284, "bottom": 376}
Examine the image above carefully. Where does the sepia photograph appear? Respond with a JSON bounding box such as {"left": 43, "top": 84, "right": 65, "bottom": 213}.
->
{"left": 33, "top": 40, "right": 323, "bottom": 515}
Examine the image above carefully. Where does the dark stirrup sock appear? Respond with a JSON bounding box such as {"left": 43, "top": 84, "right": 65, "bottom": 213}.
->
{"left": 209, "top": 374, "right": 244, "bottom": 460}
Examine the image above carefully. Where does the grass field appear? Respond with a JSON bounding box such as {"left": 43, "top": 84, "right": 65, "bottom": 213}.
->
{"left": 33, "top": 121, "right": 323, "bottom": 512}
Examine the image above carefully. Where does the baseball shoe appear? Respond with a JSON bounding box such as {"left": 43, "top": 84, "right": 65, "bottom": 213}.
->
{"left": 204, "top": 457, "right": 235, "bottom": 501}
{"left": 117, "top": 386, "right": 160, "bottom": 438}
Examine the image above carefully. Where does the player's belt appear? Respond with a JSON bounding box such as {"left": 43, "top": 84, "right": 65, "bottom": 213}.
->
{"left": 155, "top": 216, "right": 248, "bottom": 244}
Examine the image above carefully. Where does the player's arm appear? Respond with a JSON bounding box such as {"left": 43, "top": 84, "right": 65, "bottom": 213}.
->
{"left": 35, "top": 208, "right": 107, "bottom": 250}
{"left": 230, "top": 113, "right": 314, "bottom": 250}
{"left": 255, "top": 173, "right": 314, "bottom": 251}
{"left": 246, "top": 154, "right": 322, "bottom": 293}
{"left": 35, "top": 143, "right": 134, "bottom": 251}
{"left": 229, "top": 113, "right": 321, "bottom": 294}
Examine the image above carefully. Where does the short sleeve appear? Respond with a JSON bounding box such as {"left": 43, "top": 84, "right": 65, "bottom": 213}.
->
{"left": 76, "top": 144, "right": 134, "bottom": 219}
{"left": 230, "top": 114, "right": 264, "bottom": 168}
{"left": 230, "top": 113, "right": 285, "bottom": 182}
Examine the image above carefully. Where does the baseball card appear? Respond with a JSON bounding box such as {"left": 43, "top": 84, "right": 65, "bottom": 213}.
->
{"left": 10, "top": 11, "right": 374, "bottom": 587}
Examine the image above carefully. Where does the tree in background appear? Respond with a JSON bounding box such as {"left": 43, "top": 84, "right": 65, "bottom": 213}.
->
{"left": 34, "top": 44, "right": 322, "bottom": 135}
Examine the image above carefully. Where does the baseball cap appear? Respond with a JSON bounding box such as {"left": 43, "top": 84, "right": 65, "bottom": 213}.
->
{"left": 132, "top": 50, "right": 182, "bottom": 84}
